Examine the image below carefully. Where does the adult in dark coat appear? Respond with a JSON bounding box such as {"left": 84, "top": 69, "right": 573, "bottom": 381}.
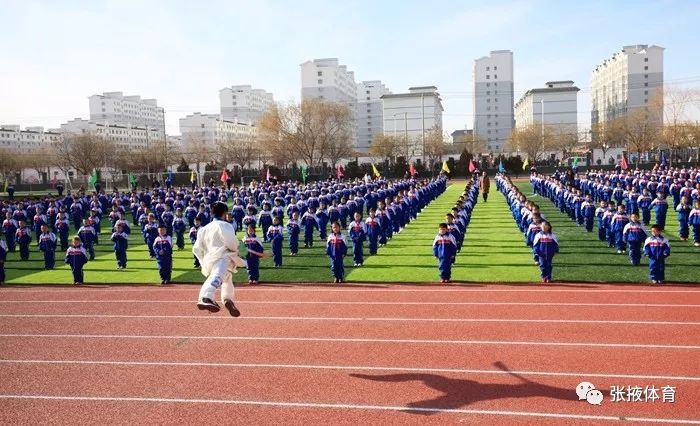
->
{"left": 480, "top": 172, "right": 490, "bottom": 202}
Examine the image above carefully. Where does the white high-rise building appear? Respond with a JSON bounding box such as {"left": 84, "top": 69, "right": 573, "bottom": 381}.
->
{"left": 591, "top": 44, "right": 664, "bottom": 127}
{"left": 514, "top": 81, "right": 580, "bottom": 133}
{"left": 301, "top": 58, "right": 358, "bottom": 146}
{"left": 0, "top": 125, "right": 61, "bottom": 153}
{"left": 381, "top": 86, "right": 444, "bottom": 158}
{"left": 60, "top": 118, "right": 160, "bottom": 150}
{"left": 473, "top": 50, "right": 514, "bottom": 153}
{"left": 179, "top": 113, "right": 257, "bottom": 150}
{"left": 356, "top": 80, "right": 391, "bottom": 152}
{"left": 89, "top": 91, "right": 165, "bottom": 139}
{"left": 219, "top": 85, "right": 274, "bottom": 125}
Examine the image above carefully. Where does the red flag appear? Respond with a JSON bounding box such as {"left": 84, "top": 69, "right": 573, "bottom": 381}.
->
{"left": 266, "top": 167, "right": 271, "bottom": 182}
{"left": 336, "top": 165, "right": 345, "bottom": 179}
{"left": 620, "top": 155, "right": 629, "bottom": 171}
{"left": 468, "top": 160, "right": 476, "bottom": 173}
{"left": 220, "top": 169, "right": 229, "bottom": 184}
{"left": 409, "top": 162, "right": 417, "bottom": 176}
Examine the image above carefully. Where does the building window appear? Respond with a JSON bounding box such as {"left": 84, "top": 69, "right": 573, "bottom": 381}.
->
{"left": 317, "top": 71, "right": 322, "bottom": 76}
{"left": 487, "top": 98, "right": 490, "bottom": 103}
{"left": 366, "top": 90, "right": 370, "bottom": 94}
{"left": 644, "top": 66, "right": 648, "bottom": 70}
{"left": 644, "top": 98, "right": 648, "bottom": 103}
{"left": 494, "top": 74, "right": 497, "bottom": 79}
{"left": 644, "top": 82, "right": 649, "bottom": 87}
{"left": 644, "top": 90, "right": 648, "bottom": 95}
{"left": 488, "top": 130, "right": 491, "bottom": 134}
{"left": 495, "top": 98, "right": 498, "bottom": 102}
{"left": 494, "top": 82, "right": 498, "bottom": 86}
{"left": 644, "top": 74, "right": 648, "bottom": 79}
{"left": 495, "top": 122, "right": 498, "bottom": 126}
{"left": 644, "top": 58, "right": 648, "bottom": 62}
{"left": 486, "top": 91, "right": 490, "bottom": 95}
{"left": 487, "top": 106, "right": 491, "bottom": 111}
{"left": 367, "top": 109, "right": 371, "bottom": 113}
{"left": 486, "top": 83, "right": 490, "bottom": 87}
{"left": 495, "top": 106, "right": 498, "bottom": 110}
{"left": 366, "top": 96, "right": 370, "bottom": 100}
{"left": 494, "top": 66, "right": 497, "bottom": 70}
{"left": 318, "top": 79, "right": 323, "bottom": 84}
{"left": 486, "top": 75, "right": 490, "bottom": 79}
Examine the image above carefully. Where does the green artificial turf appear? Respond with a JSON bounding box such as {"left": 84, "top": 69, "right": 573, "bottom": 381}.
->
{"left": 515, "top": 181, "right": 700, "bottom": 283}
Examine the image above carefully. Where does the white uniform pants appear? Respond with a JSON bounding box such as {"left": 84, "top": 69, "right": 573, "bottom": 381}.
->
{"left": 198, "top": 258, "right": 233, "bottom": 303}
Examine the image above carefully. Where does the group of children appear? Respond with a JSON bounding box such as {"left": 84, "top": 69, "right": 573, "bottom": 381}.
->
{"left": 528, "top": 166, "right": 698, "bottom": 283}
{"left": 0, "top": 175, "right": 447, "bottom": 285}
{"left": 497, "top": 174, "right": 560, "bottom": 283}
{"left": 432, "top": 179, "right": 479, "bottom": 283}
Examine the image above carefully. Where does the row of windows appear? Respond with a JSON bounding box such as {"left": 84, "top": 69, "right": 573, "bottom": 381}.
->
{"left": 485, "top": 66, "right": 498, "bottom": 71}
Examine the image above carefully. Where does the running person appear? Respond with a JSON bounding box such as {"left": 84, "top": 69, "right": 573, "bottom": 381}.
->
{"left": 193, "top": 202, "right": 246, "bottom": 317}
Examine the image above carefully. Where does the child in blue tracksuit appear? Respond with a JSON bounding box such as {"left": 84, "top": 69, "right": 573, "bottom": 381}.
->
{"left": 153, "top": 225, "right": 173, "bottom": 284}
{"left": 348, "top": 212, "right": 367, "bottom": 267}
{"left": 433, "top": 223, "right": 457, "bottom": 283}
{"left": 143, "top": 214, "right": 159, "bottom": 258}
{"left": 675, "top": 197, "right": 692, "bottom": 241}
{"left": 580, "top": 196, "right": 596, "bottom": 232}
{"left": 77, "top": 218, "right": 96, "bottom": 261}
{"left": 611, "top": 205, "right": 630, "bottom": 253}
{"left": 622, "top": 213, "right": 647, "bottom": 266}
{"left": 302, "top": 207, "right": 318, "bottom": 248}
{"left": 533, "top": 221, "right": 559, "bottom": 283}
{"left": 0, "top": 238, "right": 7, "bottom": 284}
{"left": 266, "top": 217, "right": 284, "bottom": 267}
{"left": 637, "top": 189, "right": 653, "bottom": 226}
{"left": 65, "top": 237, "right": 88, "bottom": 285}
{"left": 650, "top": 192, "right": 668, "bottom": 230}
{"left": 316, "top": 203, "right": 329, "bottom": 241}
{"left": 690, "top": 200, "right": 700, "bottom": 247}
{"left": 55, "top": 212, "right": 70, "bottom": 251}
{"left": 603, "top": 202, "right": 616, "bottom": 248}
{"left": 111, "top": 223, "right": 129, "bottom": 269}
{"left": 15, "top": 221, "right": 32, "bottom": 261}
{"left": 595, "top": 201, "right": 607, "bottom": 242}
{"left": 365, "top": 209, "right": 381, "bottom": 255}
{"left": 259, "top": 202, "right": 273, "bottom": 242}
{"left": 38, "top": 224, "right": 57, "bottom": 269}
{"left": 243, "top": 224, "right": 265, "bottom": 284}
{"left": 173, "top": 208, "right": 186, "bottom": 250}
{"left": 286, "top": 212, "right": 301, "bottom": 256}
{"left": 3, "top": 213, "right": 18, "bottom": 252}
{"left": 644, "top": 225, "right": 671, "bottom": 284}
{"left": 326, "top": 222, "right": 348, "bottom": 283}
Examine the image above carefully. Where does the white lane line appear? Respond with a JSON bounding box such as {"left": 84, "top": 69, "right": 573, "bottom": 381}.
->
{"left": 0, "top": 314, "right": 697, "bottom": 326}
{"left": 1, "top": 300, "right": 698, "bottom": 308}
{"left": 1, "top": 334, "right": 697, "bottom": 350}
{"left": 2, "top": 359, "right": 699, "bottom": 382}
{"left": 2, "top": 287, "right": 699, "bottom": 293}
{"left": 0, "top": 394, "right": 697, "bottom": 424}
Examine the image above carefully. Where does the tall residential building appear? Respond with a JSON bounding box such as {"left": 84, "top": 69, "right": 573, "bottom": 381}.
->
{"left": 591, "top": 44, "right": 664, "bottom": 127}
{"left": 88, "top": 91, "right": 165, "bottom": 139}
{"left": 60, "top": 118, "right": 160, "bottom": 150}
{"left": 179, "top": 113, "right": 257, "bottom": 150}
{"left": 300, "top": 58, "right": 358, "bottom": 146}
{"left": 0, "top": 125, "right": 61, "bottom": 153}
{"left": 381, "top": 86, "right": 444, "bottom": 158}
{"left": 514, "top": 81, "right": 580, "bottom": 134}
{"left": 356, "top": 80, "right": 391, "bottom": 152}
{"left": 473, "top": 50, "right": 514, "bottom": 153}
{"left": 219, "top": 85, "right": 274, "bottom": 125}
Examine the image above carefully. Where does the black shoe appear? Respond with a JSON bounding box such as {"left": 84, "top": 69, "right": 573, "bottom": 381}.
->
{"left": 224, "top": 299, "right": 240, "bottom": 317}
{"left": 197, "top": 298, "right": 220, "bottom": 313}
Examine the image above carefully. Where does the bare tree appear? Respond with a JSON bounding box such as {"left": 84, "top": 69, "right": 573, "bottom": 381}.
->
{"left": 369, "top": 134, "right": 399, "bottom": 164}
{"left": 550, "top": 125, "right": 580, "bottom": 159}
{"left": 24, "top": 147, "right": 53, "bottom": 182}
{"left": 56, "top": 133, "right": 116, "bottom": 177}
{"left": 423, "top": 127, "right": 447, "bottom": 168}
{"left": 620, "top": 109, "right": 659, "bottom": 166}
{"left": 0, "top": 148, "right": 22, "bottom": 184}
{"left": 454, "top": 132, "right": 486, "bottom": 156}
{"left": 217, "top": 135, "right": 258, "bottom": 169}
{"left": 507, "top": 124, "right": 554, "bottom": 162}
{"left": 589, "top": 120, "right": 625, "bottom": 164}
{"left": 653, "top": 88, "right": 700, "bottom": 165}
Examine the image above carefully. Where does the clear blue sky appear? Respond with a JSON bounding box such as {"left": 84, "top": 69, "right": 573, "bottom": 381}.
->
{"left": 1, "top": 0, "right": 699, "bottom": 136}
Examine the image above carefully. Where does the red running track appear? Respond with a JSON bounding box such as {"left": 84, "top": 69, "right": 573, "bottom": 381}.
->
{"left": 0, "top": 283, "right": 699, "bottom": 425}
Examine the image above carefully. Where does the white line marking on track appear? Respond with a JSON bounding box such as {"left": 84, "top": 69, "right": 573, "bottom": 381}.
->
{"left": 1, "top": 300, "right": 698, "bottom": 307}
{"left": 0, "top": 394, "right": 697, "bottom": 424}
{"left": 0, "top": 314, "right": 697, "bottom": 326}
{"left": 2, "top": 287, "right": 699, "bottom": 293}
{"left": 1, "top": 359, "right": 698, "bottom": 382}
{"left": 1, "top": 334, "right": 697, "bottom": 350}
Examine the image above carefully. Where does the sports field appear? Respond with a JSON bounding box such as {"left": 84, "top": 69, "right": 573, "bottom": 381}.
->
{"left": 3, "top": 180, "right": 698, "bottom": 285}
{"left": 0, "top": 284, "right": 698, "bottom": 424}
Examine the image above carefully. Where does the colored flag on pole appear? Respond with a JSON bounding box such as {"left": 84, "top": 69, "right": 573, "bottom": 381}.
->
{"left": 128, "top": 173, "right": 138, "bottom": 187}
{"left": 168, "top": 170, "right": 173, "bottom": 181}
{"left": 190, "top": 170, "right": 196, "bottom": 183}
{"left": 572, "top": 157, "right": 579, "bottom": 168}
{"left": 660, "top": 151, "right": 668, "bottom": 167}
{"left": 468, "top": 160, "right": 476, "bottom": 173}
{"left": 266, "top": 167, "right": 271, "bottom": 182}
{"left": 409, "top": 162, "right": 417, "bottom": 177}
{"left": 498, "top": 160, "right": 505, "bottom": 173}
{"left": 371, "top": 163, "right": 381, "bottom": 178}
{"left": 441, "top": 160, "right": 450, "bottom": 174}
{"left": 301, "top": 166, "right": 309, "bottom": 183}
{"left": 88, "top": 170, "right": 97, "bottom": 189}
{"left": 620, "top": 154, "right": 629, "bottom": 171}
{"left": 220, "top": 168, "right": 229, "bottom": 184}
{"left": 522, "top": 158, "right": 529, "bottom": 171}
{"left": 336, "top": 165, "right": 344, "bottom": 179}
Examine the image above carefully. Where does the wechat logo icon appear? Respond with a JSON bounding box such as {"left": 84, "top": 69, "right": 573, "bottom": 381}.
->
{"left": 576, "top": 382, "right": 603, "bottom": 406}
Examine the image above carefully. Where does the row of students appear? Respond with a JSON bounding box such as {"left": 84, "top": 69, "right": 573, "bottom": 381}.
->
{"left": 497, "top": 174, "right": 559, "bottom": 283}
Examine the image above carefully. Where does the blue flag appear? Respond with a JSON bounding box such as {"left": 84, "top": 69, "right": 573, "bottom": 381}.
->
{"left": 498, "top": 160, "right": 505, "bottom": 173}
{"left": 660, "top": 151, "right": 668, "bottom": 167}
{"left": 168, "top": 170, "right": 173, "bottom": 181}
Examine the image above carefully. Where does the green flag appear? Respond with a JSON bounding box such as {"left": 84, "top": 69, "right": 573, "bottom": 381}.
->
{"left": 88, "top": 170, "right": 97, "bottom": 188}
{"left": 301, "top": 166, "right": 309, "bottom": 183}
{"left": 129, "top": 173, "right": 138, "bottom": 186}
{"left": 572, "top": 157, "right": 579, "bottom": 168}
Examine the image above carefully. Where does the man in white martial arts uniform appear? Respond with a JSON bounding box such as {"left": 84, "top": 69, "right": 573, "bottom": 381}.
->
{"left": 193, "top": 202, "right": 246, "bottom": 316}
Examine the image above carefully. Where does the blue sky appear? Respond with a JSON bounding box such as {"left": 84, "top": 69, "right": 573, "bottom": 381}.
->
{"left": 1, "top": 0, "right": 699, "bottom": 136}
